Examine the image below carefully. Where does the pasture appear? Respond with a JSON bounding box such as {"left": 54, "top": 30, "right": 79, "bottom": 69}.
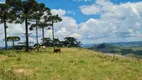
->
{"left": 0, "top": 48, "right": 142, "bottom": 80}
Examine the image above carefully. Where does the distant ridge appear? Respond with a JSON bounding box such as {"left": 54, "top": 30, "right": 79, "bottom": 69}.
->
{"left": 82, "top": 41, "right": 142, "bottom": 48}
{"left": 109, "top": 41, "right": 142, "bottom": 48}
{"left": 0, "top": 46, "right": 12, "bottom": 49}
{"left": 89, "top": 43, "right": 121, "bottom": 53}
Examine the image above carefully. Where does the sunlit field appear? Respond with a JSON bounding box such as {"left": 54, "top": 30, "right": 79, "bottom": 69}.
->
{"left": 0, "top": 48, "right": 142, "bottom": 80}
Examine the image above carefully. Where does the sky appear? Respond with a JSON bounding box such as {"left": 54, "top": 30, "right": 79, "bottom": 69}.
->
{"left": 0, "top": 0, "right": 5, "bottom": 4}
{"left": 0, "top": 0, "right": 142, "bottom": 47}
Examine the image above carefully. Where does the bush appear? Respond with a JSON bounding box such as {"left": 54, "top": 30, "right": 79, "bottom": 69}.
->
{"left": 0, "top": 50, "right": 7, "bottom": 54}
{"left": 121, "top": 49, "right": 133, "bottom": 55}
{"left": 133, "top": 50, "right": 142, "bottom": 55}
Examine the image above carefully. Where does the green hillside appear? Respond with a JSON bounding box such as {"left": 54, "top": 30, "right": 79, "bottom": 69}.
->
{"left": 89, "top": 43, "right": 121, "bottom": 53}
{"left": 0, "top": 48, "right": 142, "bottom": 80}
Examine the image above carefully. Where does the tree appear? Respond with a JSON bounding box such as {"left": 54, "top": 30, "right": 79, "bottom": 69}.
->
{"left": 30, "top": 11, "right": 51, "bottom": 46}
{"left": 7, "top": 36, "right": 20, "bottom": 49}
{"left": 41, "top": 38, "right": 53, "bottom": 47}
{"left": 30, "top": 23, "right": 52, "bottom": 47}
{"left": 37, "top": 9, "right": 52, "bottom": 45}
{"left": 64, "top": 37, "right": 78, "bottom": 47}
{"left": 33, "top": 43, "right": 41, "bottom": 47}
{"left": 0, "top": 1, "right": 16, "bottom": 50}
{"left": 38, "top": 20, "right": 52, "bottom": 45}
{"left": 76, "top": 41, "right": 82, "bottom": 47}
{"left": 13, "top": 0, "right": 37, "bottom": 52}
{"left": 59, "top": 41, "right": 65, "bottom": 47}
{"left": 54, "top": 38, "right": 60, "bottom": 47}
{"left": 121, "top": 49, "right": 133, "bottom": 55}
{"left": 48, "top": 15, "right": 62, "bottom": 51}
{"left": 29, "top": 3, "right": 51, "bottom": 52}
{"left": 18, "top": 41, "right": 26, "bottom": 46}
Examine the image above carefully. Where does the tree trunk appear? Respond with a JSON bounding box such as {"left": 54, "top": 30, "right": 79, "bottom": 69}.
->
{"left": 25, "top": 18, "right": 29, "bottom": 52}
{"left": 52, "top": 21, "right": 55, "bottom": 51}
{"left": 12, "top": 40, "right": 15, "bottom": 49}
{"left": 42, "top": 27, "right": 44, "bottom": 45}
{"left": 4, "top": 17, "right": 7, "bottom": 51}
{"left": 36, "top": 19, "right": 39, "bottom": 52}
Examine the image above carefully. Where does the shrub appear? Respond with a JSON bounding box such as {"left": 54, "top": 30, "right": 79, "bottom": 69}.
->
{"left": 121, "top": 49, "right": 133, "bottom": 55}
{"left": 133, "top": 50, "right": 142, "bottom": 55}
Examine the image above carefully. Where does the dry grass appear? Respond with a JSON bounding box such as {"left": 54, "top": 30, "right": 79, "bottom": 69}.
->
{"left": 0, "top": 55, "right": 8, "bottom": 61}
{"left": 12, "top": 68, "right": 32, "bottom": 76}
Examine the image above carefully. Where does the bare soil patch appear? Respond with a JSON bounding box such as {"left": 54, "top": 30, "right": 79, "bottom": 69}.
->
{"left": 12, "top": 68, "right": 33, "bottom": 76}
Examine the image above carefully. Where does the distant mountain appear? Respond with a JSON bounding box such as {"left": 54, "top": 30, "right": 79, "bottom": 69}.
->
{"left": 81, "top": 44, "right": 96, "bottom": 48}
{"left": 108, "top": 41, "right": 142, "bottom": 48}
{"left": 82, "top": 41, "right": 142, "bottom": 48}
{"left": 89, "top": 43, "right": 121, "bottom": 53}
{"left": 0, "top": 47, "right": 3, "bottom": 49}
{"left": 0, "top": 46, "right": 12, "bottom": 50}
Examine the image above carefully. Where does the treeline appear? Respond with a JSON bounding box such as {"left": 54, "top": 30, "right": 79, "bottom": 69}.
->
{"left": 12, "top": 36, "right": 81, "bottom": 51}
{"left": 121, "top": 49, "right": 142, "bottom": 55}
{"left": 38, "top": 37, "right": 81, "bottom": 47}
{"left": 89, "top": 43, "right": 142, "bottom": 56}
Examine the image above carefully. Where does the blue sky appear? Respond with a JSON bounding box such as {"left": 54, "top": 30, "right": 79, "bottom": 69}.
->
{"left": 36, "top": 0, "right": 142, "bottom": 43}
{"left": 0, "top": 0, "right": 6, "bottom": 4}
{"left": 0, "top": 0, "right": 142, "bottom": 47}
{"left": 36, "top": 0, "right": 142, "bottom": 23}
{"left": 37, "top": 0, "right": 97, "bottom": 23}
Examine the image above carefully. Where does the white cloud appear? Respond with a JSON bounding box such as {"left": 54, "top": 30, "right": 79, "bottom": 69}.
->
{"left": 51, "top": 9, "right": 66, "bottom": 16}
{"left": 50, "top": 9, "right": 80, "bottom": 40}
{"left": 36, "top": 9, "right": 80, "bottom": 41}
{"left": 78, "top": 0, "right": 142, "bottom": 43}
{"left": 67, "top": 10, "right": 76, "bottom": 15}
{"left": 7, "top": 23, "right": 25, "bottom": 36}
{"left": 80, "top": 0, "right": 113, "bottom": 15}
{"left": 73, "top": 0, "right": 91, "bottom": 2}
{"left": 80, "top": 4, "right": 102, "bottom": 15}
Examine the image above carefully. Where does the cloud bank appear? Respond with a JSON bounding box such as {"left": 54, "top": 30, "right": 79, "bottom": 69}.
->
{"left": 79, "top": 0, "right": 142, "bottom": 43}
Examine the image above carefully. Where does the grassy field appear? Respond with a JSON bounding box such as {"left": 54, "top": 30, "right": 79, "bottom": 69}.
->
{"left": 0, "top": 48, "right": 142, "bottom": 80}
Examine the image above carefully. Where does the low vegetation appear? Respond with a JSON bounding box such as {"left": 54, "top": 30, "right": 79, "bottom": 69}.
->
{"left": 0, "top": 48, "right": 142, "bottom": 80}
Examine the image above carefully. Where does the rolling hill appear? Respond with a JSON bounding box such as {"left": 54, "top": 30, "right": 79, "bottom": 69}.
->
{"left": 0, "top": 48, "right": 142, "bottom": 80}
{"left": 89, "top": 43, "right": 121, "bottom": 53}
